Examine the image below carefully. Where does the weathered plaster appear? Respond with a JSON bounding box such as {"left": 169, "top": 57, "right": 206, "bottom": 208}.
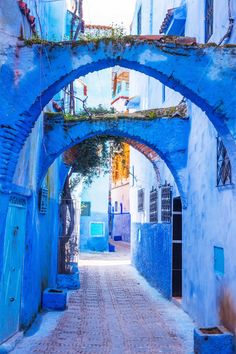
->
{"left": 132, "top": 222, "right": 172, "bottom": 299}
{"left": 1, "top": 37, "right": 236, "bottom": 189}
{"left": 42, "top": 114, "right": 189, "bottom": 207}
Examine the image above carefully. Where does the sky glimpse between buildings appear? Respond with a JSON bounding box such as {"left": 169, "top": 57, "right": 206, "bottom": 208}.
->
{"left": 83, "top": 0, "right": 136, "bottom": 32}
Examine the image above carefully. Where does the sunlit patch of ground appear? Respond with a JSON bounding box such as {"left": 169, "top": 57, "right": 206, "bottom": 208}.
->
{"left": 78, "top": 240, "right": 131, "bottom": 266}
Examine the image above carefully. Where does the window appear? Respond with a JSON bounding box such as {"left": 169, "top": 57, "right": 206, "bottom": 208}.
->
{"left": 162, "top": 84, "right": 166, "bottom": 103}
{"left": 149, "top": 188, "right": 158, "bottom": 222}
{"left": 205, "top": 0, "right": 214, "bottom": 42}
{"left": 161, "top": 185, "right": 172, "bottom": 223}
{"left": 137, "top": 6, "right": 142, "bottom": 35}
{"left": 90, "top": 222, "right": 104, "bottom": 237}
{"left": 217, "top": 137, "right": 232, "bottom": 186}
{"left": 114, "top": 201, "right": 118, "bottom": 212}
{"left": 38, "top": 187, "right": 48, "bottom": 214}
{"left": 138, "top": 188, "right": 144, "bottom": 212}
{"left": 81, "top": 201, "right": 91, "bottom": 216}
{"left": 117, "top": 82, "right": 121, "bottom": 94}
{"left": 214, "top": 246, "right": 224, "bottom": 275}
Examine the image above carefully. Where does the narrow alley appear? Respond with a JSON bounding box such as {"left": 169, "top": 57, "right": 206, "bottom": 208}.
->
{"left": 12, "top": 243, "right": 193, "bottom": 354}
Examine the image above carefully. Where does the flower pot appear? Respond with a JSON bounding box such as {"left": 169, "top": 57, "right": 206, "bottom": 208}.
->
{"left": 194, "top": 326, "right": 233, "bottom": 354}
{"left": 42, "top": 288, "right": 67, "bottom": 311}
{"left": 57, "top": 271, "right": 80, "bottom": 290}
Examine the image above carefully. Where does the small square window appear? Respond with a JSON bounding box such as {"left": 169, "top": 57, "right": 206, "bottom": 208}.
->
{"left": 90, "top": 222, "right": 104, "bottom": 237}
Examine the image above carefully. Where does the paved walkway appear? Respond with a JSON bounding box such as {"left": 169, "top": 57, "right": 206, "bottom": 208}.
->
{"left": 13, "top": 243, "right": 194, "bottom": 354}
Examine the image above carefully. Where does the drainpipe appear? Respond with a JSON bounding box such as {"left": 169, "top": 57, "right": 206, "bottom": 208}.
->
{"left": 218, "top": 0, "right": 234, "bottom": 45}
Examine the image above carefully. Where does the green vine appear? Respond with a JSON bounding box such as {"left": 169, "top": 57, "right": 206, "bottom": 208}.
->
{"left": 64, "top": 135, "right": 123, "bottom": 188}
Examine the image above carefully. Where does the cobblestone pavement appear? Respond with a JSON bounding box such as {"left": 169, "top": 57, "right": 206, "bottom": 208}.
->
{"left": 13, "top": 243, "right": 194, "bottom": 354}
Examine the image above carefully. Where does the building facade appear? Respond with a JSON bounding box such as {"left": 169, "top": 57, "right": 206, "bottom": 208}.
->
{"left": 129, "top": 0, "right": 236, "bottom": 328}
{"left": 110, "top": 142, "right": 131, "bottom": 242}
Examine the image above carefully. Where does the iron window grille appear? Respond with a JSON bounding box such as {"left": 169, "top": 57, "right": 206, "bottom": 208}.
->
{"left": 161, "top": 184, "right": 172, "bottom": 223}
{"left": 38, "top": 187, "right": 48, "bottom": 214}
{"left": 205, "top": 0, "right": 214, "bottom": 42}
{"left": 217, "top": 137, "right": 232, "bottom": 186}
{"left": 137, "top": 6, "right": 142, "bottom": 35}
{"left": 9, "top": 195, "right": 27, "bottom": 208}
{"left": 138, "top": 188, "right": 144, "bottom": 212}
{"left": 150, "top": 187, "right": 158, "bottom": 222}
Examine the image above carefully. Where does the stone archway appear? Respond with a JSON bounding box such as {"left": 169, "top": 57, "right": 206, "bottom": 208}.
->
{"left": 42, "top": 111, "right": 189, "bottom": 206}
{"left": 1, "top": 36, "right": 236, "bottom": 186}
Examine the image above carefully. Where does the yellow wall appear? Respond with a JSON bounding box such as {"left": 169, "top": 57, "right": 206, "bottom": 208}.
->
{"left": 112, "top": 143, "right": 130, "bottom": 185}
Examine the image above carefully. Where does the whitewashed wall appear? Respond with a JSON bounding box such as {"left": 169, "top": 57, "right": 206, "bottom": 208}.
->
{"left": 182, "top": 0, "right": 236, "bottom": 326}
{"left": 129, "top": 147, "right": 177, "bottom": 224}
{"left": 130, "top": 0, "right": 236, "bottom": 326}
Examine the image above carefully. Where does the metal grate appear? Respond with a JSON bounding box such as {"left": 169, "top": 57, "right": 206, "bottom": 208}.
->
{"left": 38, "top": 187, "right": 48, "bottom": 214}
{"left": 149, "top": 188, "right": 158, "bottom": 222}
{"left": 138, "top": 188, "right": 144, "bottom": 212}
{"left": 161, "top": 185, "right": 172, "bottom": 223}
{"left": 205, "top": 0, "right": 214, "bottom": 42}
{"left": 9, "top": 195, "right": 27, "bottom": 208}
{"left": 217, "top": 137, "right": 232, "bottom": 186}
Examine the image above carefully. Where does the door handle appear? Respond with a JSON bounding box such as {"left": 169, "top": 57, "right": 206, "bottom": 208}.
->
{"left": 9, "top": 297, "right": 15, "bottom": 302}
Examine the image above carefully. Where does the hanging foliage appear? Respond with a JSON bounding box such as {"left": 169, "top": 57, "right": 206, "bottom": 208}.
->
{"left": 59, "top": 106, "right": 124, "bottom": 274}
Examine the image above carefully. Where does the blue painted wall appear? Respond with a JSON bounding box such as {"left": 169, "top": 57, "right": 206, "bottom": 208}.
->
{"left": 80, "top": 212, "right": 109, "bottom": 252}
{"left": 131, "top": 222, "right": 172, "bottom": 299}
{"left": 19, "top": 156, "right": 66, "bottom": 329}
{"left": 112, "top": 213, "right": 131, "bottom": 242}
{"left": 80, "top": 174, "right": 109, "bottom": 252}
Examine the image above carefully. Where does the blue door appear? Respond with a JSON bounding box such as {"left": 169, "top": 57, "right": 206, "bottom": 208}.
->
{"left": 0, "top": 195, "right": 27, "bottom": 343}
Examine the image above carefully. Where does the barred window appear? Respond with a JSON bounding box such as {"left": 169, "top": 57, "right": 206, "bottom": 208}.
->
{"left": 137, "top": 6, "right": 142, "bottom": 35}
{"left": 205, "top": 0, "right": 214, "bottom": 42}
{"left": 150, "top": 188, "right": 158, "bottom": 222}
{"left": 161, "top": 185, "right": 172, "bottom": 223}
{"left": 138, "top": 188, "right": 144, "bottom": 212}
{"left": 217, "top": 137, "right": 232, "bottom": 186}
{"left": 38, "top": 187, "right": 48, "bottom": 214}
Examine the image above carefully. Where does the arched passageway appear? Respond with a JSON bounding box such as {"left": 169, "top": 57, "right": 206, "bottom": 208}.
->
{"left": 1, "top": 36, "right": 236, "bottom": 186}
{"left": 42, "top": 111, "right": 189, "bottom": 206}
{"left": 57, "top": 131, "right": 181, "bottom": 299}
